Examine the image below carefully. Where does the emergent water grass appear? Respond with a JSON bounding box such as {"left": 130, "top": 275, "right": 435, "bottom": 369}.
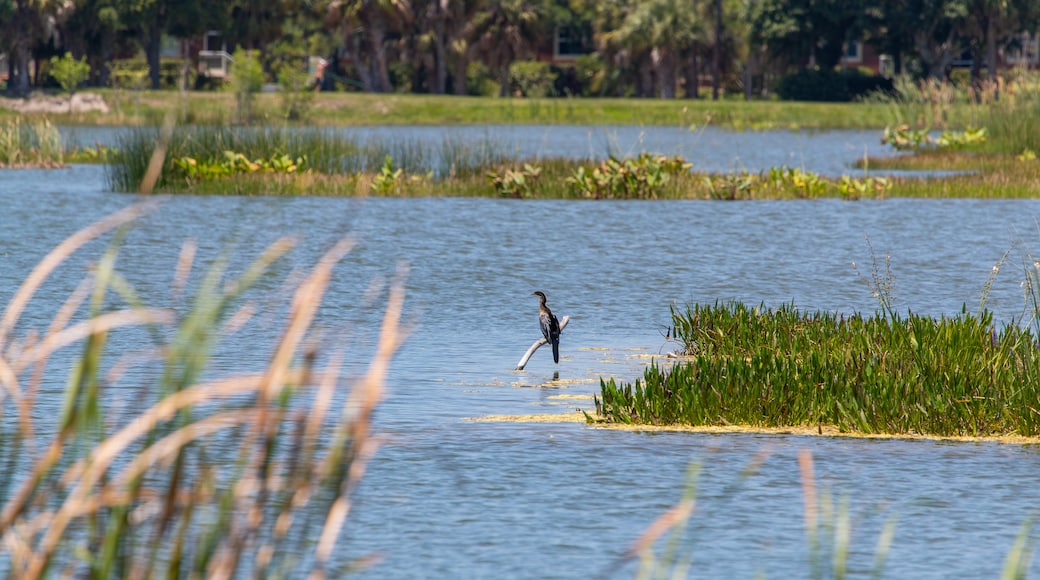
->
{"left": 594, "top": 302, "right": 1040, "bottom": 438}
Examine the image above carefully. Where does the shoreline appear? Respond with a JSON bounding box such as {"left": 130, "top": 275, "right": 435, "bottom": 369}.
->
{"left": 468, "top": 410, "right": 1040, "bottom": 445}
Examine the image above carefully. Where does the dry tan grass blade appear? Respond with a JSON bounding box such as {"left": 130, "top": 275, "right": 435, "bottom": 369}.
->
{"left": 310, "top": 265, "right": 408, "bottom": 580}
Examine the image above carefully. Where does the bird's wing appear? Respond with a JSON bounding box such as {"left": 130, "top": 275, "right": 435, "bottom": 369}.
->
{"left": 539, "top": 311, "right": 552, "bottom": 341}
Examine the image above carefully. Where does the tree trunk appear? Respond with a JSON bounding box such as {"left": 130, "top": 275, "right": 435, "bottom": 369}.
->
{"left": 9, "top": 45, "right": 31, "bottom": 97}
{"left": 348, "top": 33, "right": 375, "bottom": 92}
{"left": 9, "top": 1, "right": 33, "bottom": 97}
{"left": 366, "top": 13, "right": 392, "bottom": 93}
{"left": 915, "top": 28, "right": 957, "bottom": 80}
{"left": 498, "top": 63, "right": 510, "bottom": 97}
{"left": 712, "top": 0, "right": 722, "bottom": 100}
{"left": 147, "top": 21, "right": 162, "bottom": 90}
{"left": 742, "top": 53, "right": 755, "bottom": 101}
{"left": 452, "top": 46, "right": 469, "bottom": 95}
{"left": 637, "top": 53, "right": 653, "bottom": 97}
{"left": 985, "top": 15, "right": 998, "bottom": 98}
{"left": 657, "top": 49, "right": 677, "bottom": 99}
{"left": 685, "top": 46, "right": 700, "bottom": 99}
{"left": 433, "top": 19, "right": 447, "bottom": 94}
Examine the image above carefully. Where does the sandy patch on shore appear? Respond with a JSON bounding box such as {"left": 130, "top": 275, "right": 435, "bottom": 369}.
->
{"left": 1, "top": 92, "right": 109, "bottom": 114}
{"left": 467, "top": 410, "right": 1040, "bottom": 444}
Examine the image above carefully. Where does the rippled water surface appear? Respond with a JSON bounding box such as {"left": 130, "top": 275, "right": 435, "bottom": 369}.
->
{"left": 3, "top": 150, "right": 1040, "bottom": 577}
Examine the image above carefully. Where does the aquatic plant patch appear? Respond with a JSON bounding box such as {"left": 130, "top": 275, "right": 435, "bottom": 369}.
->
{"left": 593, "top": 302, "right": 1040, "bottom": 437}
{"left": 106, "top": 125, "right": 512, "bottom": 192}
{"left": 0, "top": 118, "right": 63, "bottom": 167}
{"left": 170, "top": 150, "right": 307, "bottom": 185}
{"left": 881, "top": 125, "right": 987, "bottom": 152}
{"left": 487, "top": 163, "right": 542, "bottom": 198}
{"left": 565, "top": 153, "right": 692, "bottom": 199}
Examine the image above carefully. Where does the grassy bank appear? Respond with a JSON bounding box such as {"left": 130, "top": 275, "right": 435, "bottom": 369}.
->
{"left": 593, "top": 301, "right": 1040, "bottom": 438}
{"left": 3, "top": 89, "right": 901, "bottom": 130}
{"left": 0, "top": 206, "right": 403, "bottom": 576}
{"left": 108, "top": 124, "right": 1040, "bottom": 199}
{"left": 861, "top": 150, "right": 1040, "bottom": 198}
{"left": 110, "top": 129, "right": 899, "bottom": 198}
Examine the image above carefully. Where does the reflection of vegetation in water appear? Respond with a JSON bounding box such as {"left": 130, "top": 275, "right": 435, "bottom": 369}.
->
{"left": 0, "top": 206, "right": 403, "bottom": 577}
{"left": 629, "top": 450, "right": 1038, "bottom": 579}
{"left": 617, "top": 452, "right": 903, "bottom": 580}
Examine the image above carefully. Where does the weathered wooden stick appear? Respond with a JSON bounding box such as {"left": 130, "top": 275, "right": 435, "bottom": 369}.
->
{"left": 515, "top": 315, "right": 569, "bottom": 370}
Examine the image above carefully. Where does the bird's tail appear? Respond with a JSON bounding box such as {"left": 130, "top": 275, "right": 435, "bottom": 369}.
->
{"left": 552, "top": 339, "right": 559, "bottom": 364}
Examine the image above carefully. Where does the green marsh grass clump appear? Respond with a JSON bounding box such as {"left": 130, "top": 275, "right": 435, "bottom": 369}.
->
{"left": 594, "top": 301, "right": 1040, "bottom": 437}
{"left": 106, "top": 125, "right": 514, "bottom": 193}
{"left": 858, "top": 150, "right": 1040, "bottom": 198}
{"left": 0, "top": 205, "right": 404, "bottom": 577}
{"left": 0, "top": 118, "right": 63, "bottom": 167}
{"left": 869, "top": 73, "right": 1040, "bottom": 156}
{"left": 981, "top": 83, "right": 1040, "bottom": 154}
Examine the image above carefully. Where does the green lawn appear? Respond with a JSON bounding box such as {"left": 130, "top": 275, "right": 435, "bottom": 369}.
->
{"left": 1, "top": 89, "right": 901, "bottom": 130}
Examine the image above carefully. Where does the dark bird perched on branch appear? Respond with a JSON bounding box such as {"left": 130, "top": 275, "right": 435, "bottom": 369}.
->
{"left": 532, "top": 291, "right": 561, "bottom": 363}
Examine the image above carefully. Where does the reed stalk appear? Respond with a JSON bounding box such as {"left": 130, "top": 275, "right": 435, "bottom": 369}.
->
{"left": 0, "top": 205, "right": 404, "bottom": 577}
{"left": 0, "top": 118, "right": 64, "bottom": 168}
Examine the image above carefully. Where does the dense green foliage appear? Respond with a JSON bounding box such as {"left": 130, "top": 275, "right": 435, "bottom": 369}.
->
{"left": 775, "top": 68, "right": 894, "bottom": 102}
{"left": 4, "top": 0, "right": 1038, "bottom": 99}
{"left": 48, "top": 52, "right": 91, "bottom": 97}
{"left": 595, "top": 302, "right": 1040, "bottom": 437}
{"left": 981, "top": 85, "right": 1040, "bottom": 154}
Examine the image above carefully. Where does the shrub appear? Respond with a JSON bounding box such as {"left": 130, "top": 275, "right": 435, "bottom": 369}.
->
{"left": 566, "top": 153, "right": 691, "bottom": 199}
{"left": 776, "top": 67, "right": 893, "bottom": 102}
{"left": 108, "top": 57, "right": 194, "bottom": 90}
{"left": 371, "top": 155, "right": 403, "bottom": 194}
{"left": 230, "top": 49, "right": 266, "bottom": 124}
{"left": 487, "top": 163, "right": 541, "bottom": 197}
{"left": 509, "top": 60, "right": 556, "bottom": 98}
{"left": 49, "top": 53, "right": 90, "bottom": 98}
{"left": 466, "top": 62, "right": 498, "bottom": 96}
{"left": 275, "top": 59, "right": 316, "bottom": 122}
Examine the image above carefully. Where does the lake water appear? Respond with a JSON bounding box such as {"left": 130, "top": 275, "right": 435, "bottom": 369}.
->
{"left": 4, "top": 131, "right": 1040, "bottom": 577}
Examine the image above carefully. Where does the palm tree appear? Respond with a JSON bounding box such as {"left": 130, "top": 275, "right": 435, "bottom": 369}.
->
{"left": 412, "top": 0, "right": 482, "bottom": 94}
{"left": 326, "top": 0, "right": 412, "bottom": 92}
{"left": 600, "top": 1, "right": 655, "bottom": 96}
{"left": 648, "top": 0, "right": 704, "bottom": 98}
{"left": 4, "top": 0, "right": 66, "bottom": 97}
{"left": 471, "top": 0, "right": 543, "bottom": 97}
{"left": 965, "top": 0, "right": 1040, "bottom": 89}
{"left": 603, "top": 0, "right": 703, "bottom": 98}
